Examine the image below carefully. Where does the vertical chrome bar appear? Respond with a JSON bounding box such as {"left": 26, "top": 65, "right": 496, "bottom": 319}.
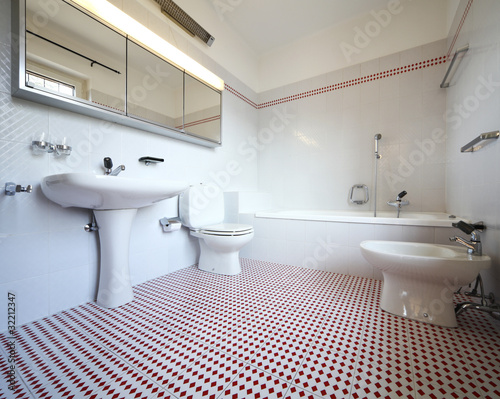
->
{"left": 374, "top": 134, "right": 382, "bottom": 217}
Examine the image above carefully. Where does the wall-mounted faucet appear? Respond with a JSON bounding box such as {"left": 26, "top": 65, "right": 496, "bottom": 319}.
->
{"left": 103, "top": 157, "right": 125, "bottom": 176}
{"left": 387, "top": 190, "right": 409, "bottom": 218}
{"left": 450, "top": 221, "right": 484, "bottom": 256}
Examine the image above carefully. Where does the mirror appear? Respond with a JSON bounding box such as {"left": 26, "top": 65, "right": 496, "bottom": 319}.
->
{"left": 13, "top": 0, "right": 222, "bottom": 147}
{"left": 127, "top": 40, "right": 184, "bottom": 129}
{"left": 25, "top": 0, "right": 126, "bottom": 112}
{"left": 184, "top": 73, "right": 222, "bottom": 142}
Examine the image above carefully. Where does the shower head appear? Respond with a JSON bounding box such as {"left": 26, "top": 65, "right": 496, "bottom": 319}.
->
{"left": 374, "top": 134, "right": 382, "bottom": 140}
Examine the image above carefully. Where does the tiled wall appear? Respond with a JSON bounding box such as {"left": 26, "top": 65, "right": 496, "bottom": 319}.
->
{"left": 0, "top": 0, "right": 259, "bottom": 331}
{"left": 444, "top": 0, "right": 500, "bottom": 297}
{"left": 256, "top": 39, "right": 448, "bottom": 213}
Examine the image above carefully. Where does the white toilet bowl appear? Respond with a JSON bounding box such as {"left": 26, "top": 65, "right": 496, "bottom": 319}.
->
{"left": 180, "top": 185, "right": 254, "bottom": 275}
{"left": 191, "top": 224, "right": 254, "bottom": 275}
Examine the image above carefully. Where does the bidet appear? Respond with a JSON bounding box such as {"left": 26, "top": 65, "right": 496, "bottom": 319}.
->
{"left": 360, "top": 240, "right": 491, "bottom": 327}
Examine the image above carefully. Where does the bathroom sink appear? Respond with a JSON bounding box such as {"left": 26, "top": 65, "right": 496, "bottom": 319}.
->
{"left": 41, "top": 172, "right": 189, "bottom": 309}
{"left": 41, "top": 172, "right": 188, "bottom": 210}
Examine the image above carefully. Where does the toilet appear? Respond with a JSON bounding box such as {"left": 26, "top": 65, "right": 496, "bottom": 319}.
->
{"left": 179, "top": 184, "right": 254, "bottom": 275}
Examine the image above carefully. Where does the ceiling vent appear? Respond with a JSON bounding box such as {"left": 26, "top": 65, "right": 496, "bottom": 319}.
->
{"left": 154, "top": 0, "right": 215, "bottom": 47}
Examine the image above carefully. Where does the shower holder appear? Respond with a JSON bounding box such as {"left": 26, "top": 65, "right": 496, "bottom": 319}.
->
{"left": 349, "top": 184, "right": 369, "bottom": 205}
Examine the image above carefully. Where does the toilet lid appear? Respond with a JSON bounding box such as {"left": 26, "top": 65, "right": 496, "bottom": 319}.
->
{"left": 199, "top": 223, "right": 254, "bottom": 236}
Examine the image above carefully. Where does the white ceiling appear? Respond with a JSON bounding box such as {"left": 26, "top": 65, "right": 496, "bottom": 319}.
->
{"left": 212, "top": 0, "right": 394, "bottom": 55}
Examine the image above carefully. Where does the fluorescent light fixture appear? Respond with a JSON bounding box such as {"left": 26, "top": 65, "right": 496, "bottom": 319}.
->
{"left": 70, "top": 0, "right": 224, "bottom": 91}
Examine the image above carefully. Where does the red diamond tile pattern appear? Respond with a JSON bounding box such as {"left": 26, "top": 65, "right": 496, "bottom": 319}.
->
{"left": 0, "top": 259, "right": 499, "bottom": 398}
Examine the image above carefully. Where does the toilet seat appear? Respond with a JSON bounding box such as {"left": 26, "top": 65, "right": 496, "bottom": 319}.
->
{"left": 196, "top": 223, "right": 254, "bottom": 236}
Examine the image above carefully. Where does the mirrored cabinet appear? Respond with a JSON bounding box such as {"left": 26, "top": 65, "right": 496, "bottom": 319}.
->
{"left": 12, "top": 0, "right": 223, "bottom": 147}
{"left": 127, "top": 40, "right": 184, "bottom": 128}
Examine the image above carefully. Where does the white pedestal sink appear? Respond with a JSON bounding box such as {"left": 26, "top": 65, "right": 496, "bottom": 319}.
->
{"left": 41, "top": 173, "right": 188, "bottom": 308}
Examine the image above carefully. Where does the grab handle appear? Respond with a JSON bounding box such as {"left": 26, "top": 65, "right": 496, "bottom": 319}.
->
{"left": 349, "top": 184, "right": 369, "bottom": 205}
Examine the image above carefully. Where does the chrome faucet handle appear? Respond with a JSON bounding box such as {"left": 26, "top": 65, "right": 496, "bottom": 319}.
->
{"left": 452, "top": 220, "right": 476, "bottom": 235}
{"left": 396, "top": 190, "right": 407, "bottom": 200}
{"left": 103, "top": 157, "right": 113, "bottom": 174}
{"left": 472, "top": 221, "right": 486, "bottom": 232}
{"left": 104, "top": 157, "right": 113, "bottom": 167}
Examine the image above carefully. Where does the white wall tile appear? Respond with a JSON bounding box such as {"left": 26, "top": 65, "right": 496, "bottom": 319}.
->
{"left": 348, "top": 247, "right": 374, "bottom": 279}
{"left": 324, "top": 245, "right": 350, "bottom": 275}
{"left": 266, "top": 239, "right": 287, "bottom": 264}
{"left": 303, "top": 242, "right": 325, "bottom": 271}
{"left": 285, "top": 240, "right": 305, "bottom": 267}
{"left": 285, "top": 220, "right": 306, "bottom": 242}
{"left": 348, "top": 223, "right": 375, "bottom": 247}
{"left": 305, "top": 221, "right": 327, "bottom": 243}
{"left": 1, "top": 233, "right": 49, "bottom": 283}
{"left": 49, "top": 266, "right": 89, "bottom": 314}
{"left": 373, "top": 224, "right": 403, "bottom": 241}
{"left": 49, "top": 229, "right": 90, "bottom": 273}
{"left": 326, "top": 222, "right": 349, "bottom": 246}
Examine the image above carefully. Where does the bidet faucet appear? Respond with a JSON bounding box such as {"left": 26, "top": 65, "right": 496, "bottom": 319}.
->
{"left": 387, "top": 190, "right": 409, "bottom": 218}
{"left": 103, "top": 157, "right": 125, "bottom": 176}
{"left": 449, "top": 221, "right": 484, "bottom": 256}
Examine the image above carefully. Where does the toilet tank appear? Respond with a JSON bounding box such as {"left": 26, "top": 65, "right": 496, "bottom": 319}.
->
{"left": 179, "top": 184, "right": 224, "bottom": 228}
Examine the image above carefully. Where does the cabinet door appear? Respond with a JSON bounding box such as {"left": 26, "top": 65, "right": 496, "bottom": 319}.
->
{"left": 184, "top": 73, "right": 222, "bottom": 144}
{"left": 127, "top": 40, "right": 184, "bottom": 129}
{"left": 25, "top": 0, "right": 126, "bottom": 112}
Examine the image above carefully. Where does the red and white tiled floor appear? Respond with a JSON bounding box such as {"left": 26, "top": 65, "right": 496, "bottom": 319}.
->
{"left": 1, "top": 259, "right": 499, "bottom": 399}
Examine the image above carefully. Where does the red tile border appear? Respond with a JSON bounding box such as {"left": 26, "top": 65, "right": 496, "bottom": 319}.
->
{"left": 226, "top": 56, "right": 446, "bottom": 110}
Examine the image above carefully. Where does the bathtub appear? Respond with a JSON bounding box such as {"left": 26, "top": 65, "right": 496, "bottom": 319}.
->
{"left": 254, "top": 210, "right": 461, "bottom": 227}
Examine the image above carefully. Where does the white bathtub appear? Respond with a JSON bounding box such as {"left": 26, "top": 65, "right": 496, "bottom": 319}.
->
{"left": 255, "top": 210, "right": 462, "bottom": 227}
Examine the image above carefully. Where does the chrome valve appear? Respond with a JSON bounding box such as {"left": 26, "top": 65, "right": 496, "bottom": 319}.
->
{"left": 5, "top": 182, "right": 32, "bottom": 196}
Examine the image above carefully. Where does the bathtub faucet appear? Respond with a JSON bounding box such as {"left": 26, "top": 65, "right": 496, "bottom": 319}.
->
{"left": 387, "top": 190, "right": 409, "bottom": 218}
{"left": 449, "top": 221, "right": 484, "bottom": 256}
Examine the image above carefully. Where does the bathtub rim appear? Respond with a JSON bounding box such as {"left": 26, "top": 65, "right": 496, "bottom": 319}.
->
{"left": 254, "top": 210, "right": 465, "bottom": 228}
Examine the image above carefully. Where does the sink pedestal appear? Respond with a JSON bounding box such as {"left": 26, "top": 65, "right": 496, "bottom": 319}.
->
{"left": 41, "top": 172, "right": 189, "bottom": 309}
{"left": 94, "top": 209, "right": 137, "bottom": 308}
